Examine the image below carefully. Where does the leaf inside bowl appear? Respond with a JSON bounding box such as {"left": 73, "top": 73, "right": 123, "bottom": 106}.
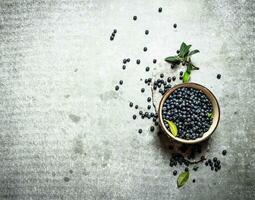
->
{"left": 164, "top": 120, "right": 178, "bottom": 137}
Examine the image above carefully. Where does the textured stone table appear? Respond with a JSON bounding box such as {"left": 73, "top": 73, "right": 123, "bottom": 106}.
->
{"left": 0, "top": 0, "right": 254, "bottom": 199}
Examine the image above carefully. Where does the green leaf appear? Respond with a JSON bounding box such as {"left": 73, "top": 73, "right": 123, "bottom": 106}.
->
{"left": 179, "top": 42, "right": 187, "bottom": 53}
{"left": 188, "top": 49, "right": 200, "bottom": 56}
{"left": 208, "top": 112, "right": 213, "bottom": 120}
{"left": 177, "top": 171, "right": 189, "bottom": 188}
{"left": 187, "top": 63, "right": 193, "bottom": 72}
{"left": 190, "top": 63, "right": 199, "bottom": 70}
{"left": 165, "top": 56, "right": 181, "bottom": 64}
{"left": 179, "top": 42, "right": 192, "bottom": 58}
{"left": 183, "top": 70, "right": 191, "bottom": 83}
{"left": 164, "top": 120, "right": 178, "bottom": 137}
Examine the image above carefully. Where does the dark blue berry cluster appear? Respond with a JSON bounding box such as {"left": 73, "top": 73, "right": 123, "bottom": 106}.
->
{"left": 110, "top": 29, "right": 117, "bottom": 41}
{"left": 162, "top": 87, "right": 213, "bottom": 140}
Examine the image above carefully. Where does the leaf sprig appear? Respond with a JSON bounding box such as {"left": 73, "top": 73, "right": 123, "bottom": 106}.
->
{"left": 165, "top": 42, "right": 200, "bottom": 83}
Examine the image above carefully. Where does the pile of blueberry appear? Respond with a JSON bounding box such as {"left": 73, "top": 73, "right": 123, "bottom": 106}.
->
{"left": 169, "top": 147, "right": 227, "bottom": 182}
{"left": 162, "top": 87, "right": 213, "bottom": 140}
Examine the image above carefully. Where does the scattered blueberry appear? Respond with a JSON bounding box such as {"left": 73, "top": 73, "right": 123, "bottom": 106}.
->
{"left": 147, "top": 105, "right": 151, "bottom": 110}
{"left": 147, "top": 97, "right": 151, "bottom": 102}
{"left": 135, "top": 105, "right": 138, "bottom": 109}
{"left": 141, "top": 88, "right": 145, "bottom": 93}
{"left": 217, "top": 74, "right": 221, "bottom": 79}
{"left": 158, "top": 7, "right": 162, "bottom": 13}
{"left": 122, "top": 65, "right": 126, "bottom": 70}
{"left": 222, "top": 150, "right": 227, "bottom": 156}
{"left": 173, "top": 170, "right": 177, "bottom": 176}
{"left": 173, "top": 23, "right": 177, "bottom": 28}
{"left": 133, "top": 16, "right": 137, "bottom": 21}
{"left": 136, "top": 59, "right": 141, "bottom": 64}
{"left": 138, "top": 129, "right": 142, "bottom": 134}
{"left": 129, "top": 102, "right": 133, "bottom": 107}
{"left": 133, "top": 115, "right": 137, "bottom": 120}
{"left": 145, "top": 66, "right": 150, "bottom": 72}
{"left": 153, "top": 59, "right": 157, "bottom": 64}
{"left": 113, "top": 29, "right": 117, "bottom": 34}
{"left": 192, "top": 179, "right": 196, "bottom": 183}
{"left": 143, "top": 47, "right": 147, "bottom": 52}
{"left": 119, "top": 80, "right": 123, "bottom": 85}
{"left": 150, "top": 126, "right": 155, "bottom": 132}
{"left": 145, "top": 30, "right": 149, "bottom": 35}
{"left": 115, "top": 85, "right": 119, "bottom": 91}
{"left": 172, "top": 76, "right": 176, "bottom": 81}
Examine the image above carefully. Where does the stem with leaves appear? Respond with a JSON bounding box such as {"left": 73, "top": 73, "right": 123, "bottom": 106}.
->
{"left": 165, "top": 42, "right": 199, "bottom": 82}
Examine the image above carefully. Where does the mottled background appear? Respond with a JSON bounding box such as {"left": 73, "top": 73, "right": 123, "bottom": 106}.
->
{"left": 0, "top": 0, "right": 254, "bottom": 199}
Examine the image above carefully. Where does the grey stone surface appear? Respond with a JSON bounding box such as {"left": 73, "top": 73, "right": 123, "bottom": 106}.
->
{"left": 0, "top": 0, "right": 254, "bottom": 199}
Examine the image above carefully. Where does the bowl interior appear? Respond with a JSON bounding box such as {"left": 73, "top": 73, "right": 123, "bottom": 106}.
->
{"left": 158, "top": 82, "right": 220, "bottom": 144}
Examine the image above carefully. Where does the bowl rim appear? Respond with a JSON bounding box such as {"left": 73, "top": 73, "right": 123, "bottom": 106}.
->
{"left": 158, "top": 82, "right": 220, "bottom": 144}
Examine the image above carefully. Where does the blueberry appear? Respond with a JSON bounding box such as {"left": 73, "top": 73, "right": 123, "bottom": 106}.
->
{"left": 213, "top": 157, "right": 217, "bottom": 162}
{"left": 153, "top": 59, "right": 157, "bottom": 64}
{"left": 150, "top": 126, "right": 155, "bottom": 132}
{"left": 158, "top": 7, "right": 162, "bottom": 12}
{"left": 115, "top": 85, "right": 119, "bottom": 91}
{"left": 173, "top": 170, "right": 177, "bottom": 176}
{"left": 185, "top": 167, "right": 189, "bottom": 172}
{"left": 113, "top": 29, "right": 117, "bottom": 34}
{"left": 122, "top": 65, "right": 126, "bottom": 70}
{"left": 167, "top": 77, "right": 171, "bottom": 83}
{"left": 135, "top": 105, "right": 138, "bottom": 109}
{"left": 176, "top": 50, "right": 180, "bottom": 54}
{"left": 138, "top": 129, "right": 142, "bottom": 134}
{"left": 222, "top": 150, "right": 227, "bottom": 156}
{"left": 147, "top": 105, "right": 151, "bottom": 110}
{"left": 145, "top": 30, "right": 149, "bottom": 35}
{"left": 193, "top": 166, "right": 198, "bottom": 171}
{"left": 171, "top": 64, "right": 175, "bottom": 69}
{"left": 133, "top": 115, "right": 137, "bottom": 120}
{"left": 192, "top": 179, "right": 196, "bottom": 183}
{"left": 145, "top": 66, "right": 150, "bottom": 72}
{"left": 180, "top": 71, "right": 183, "bottom": 76}
{"left": 143, "top": 47, "right": 147, "bottom": 52}
{"left": 217, "top": 74, "right": 221, "bottom": 79}
{"left": 147, "top": 97, "right": 151, "bottom": 102}
{"left": 119, "top": 80, "right": 123, "bottom": 85}
{"left": 160, "top": 73, "right": 164, "bottom": 78}
{"left": 172, "top": 76, "right": 176, "bottom": 81}
{"left": 136, "top": 59, "right": 141, "bottom": 64}
{"left": 123, "top": 59, "right": 127, "bottom": 64}
{"left": 173, "top": 23, "right": 177, "bottom": 28}
{"left": 110, "top": 36, "right": 114, "bottom": 41}
{"left": 133, "top": 16, "right": 137, "bottom": 21}
{"left": 126, "top": 58, "right": 130, "bottom": 62}
{"left": 141, "top": 88, "right": 145, "bottom": 93}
